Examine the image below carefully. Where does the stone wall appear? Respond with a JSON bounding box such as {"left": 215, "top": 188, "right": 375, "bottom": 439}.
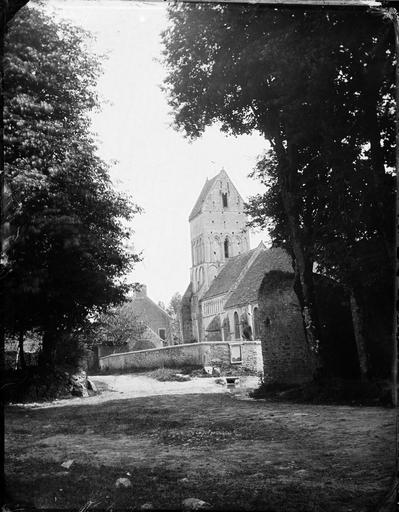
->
{"left": 242, "top": 341, "right": 263, "bottom": 373}
{"left": 99, "top": 341, "right": 263, "bottom": 373}
{"left": 258, "top": 271, "right": 314, "bottom": 385}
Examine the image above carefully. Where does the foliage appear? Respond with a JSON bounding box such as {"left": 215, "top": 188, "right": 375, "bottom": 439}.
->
{"left": 157, "top": 300, "right": 167, "bottom": 311}
{"left": 162, "top": 4, "right": 395, "bottom": 377}
{"left": 92, "top": 303, "right": 147, "bottom": 347}
{"left": 145, "top": 368, "right": 191, "bottom": 382}
{"left": 2, "top": 5, "right": 141, "bottom": 364}
{"left": 166, "top": 292, "right": 182, "bottom": 318}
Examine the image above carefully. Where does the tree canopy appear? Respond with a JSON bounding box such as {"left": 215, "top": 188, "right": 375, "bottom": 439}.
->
{"left": 162, "top": 3, "right": 395, "bottom": 377}
{"left": 3, "top": 5, "right": 141, "bottom": 365}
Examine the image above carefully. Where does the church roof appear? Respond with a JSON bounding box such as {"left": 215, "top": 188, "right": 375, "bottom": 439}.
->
{"left": 224, "top": 247, "right": 293, "bottom": 309}
{"left": 189, "top": 175, "right": 218, "bottom": 221}
{"left": 202, "top": 249, "right": 256, "bottom": 300}
{"left": 182, "top": 282, "right": 193, "bottom": 303}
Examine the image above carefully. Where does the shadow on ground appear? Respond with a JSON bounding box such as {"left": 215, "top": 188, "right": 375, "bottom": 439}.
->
{"left": 5, "top": 393, "right": 396, "bottom": 511}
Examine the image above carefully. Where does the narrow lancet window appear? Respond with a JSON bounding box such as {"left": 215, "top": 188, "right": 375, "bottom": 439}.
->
{"left": 224, "top": 238, "right": 229, "bottom": 258}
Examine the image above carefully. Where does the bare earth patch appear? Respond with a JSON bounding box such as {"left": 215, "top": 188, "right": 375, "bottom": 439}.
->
{"left": 5, "top": 375, "right": 395, "bottom": 511}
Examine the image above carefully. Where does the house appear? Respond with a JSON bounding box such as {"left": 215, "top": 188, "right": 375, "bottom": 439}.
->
{"left": 126, "top": 285, "right": 174, "bottom": 350}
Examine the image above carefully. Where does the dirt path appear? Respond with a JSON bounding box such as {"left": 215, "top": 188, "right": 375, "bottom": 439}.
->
{"left": 5, "top": 390, "right": 395, "bottom": 511}
{"left": 15, "top": 374, "right": 260, "bottom": 409}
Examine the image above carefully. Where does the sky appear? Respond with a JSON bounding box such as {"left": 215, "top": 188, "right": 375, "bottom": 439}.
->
{"left": 47, "top": 0, "right": 270, "bottom": 305}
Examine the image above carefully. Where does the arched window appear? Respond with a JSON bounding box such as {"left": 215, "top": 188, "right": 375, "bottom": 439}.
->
{"left": 253, "top": 307, "right": 261, "bottom": 340}
{"left": 223, "top": 317, "right": 231, "bottom": 341}
{"left": 224, "top": 238, "right": 229, "bottom": 259}
{"left": 234, "top": 312, "right": 240, "bottom": 340}
{"left": 222, "top": 193, "right": 228, "bottom": 208}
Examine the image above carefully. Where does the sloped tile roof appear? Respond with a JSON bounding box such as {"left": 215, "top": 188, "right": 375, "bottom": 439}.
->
{"left": 189, "top": 175, "right": 218, "bottom": 221}
{"left": 224, "top": 247, "right": 293, "bottom": 309}
{"left": 128, "top": 296, "right": 172, "bottom": 326}
{"left": 202, "top": 249, "right": 256, "bottom": 300}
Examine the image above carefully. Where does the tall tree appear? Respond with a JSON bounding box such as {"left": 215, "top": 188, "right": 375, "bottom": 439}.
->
{"left": 2, "top": 5, "right": 141, "bottom": 366}
{"left": 162, "top": 4, "right": 395, "bottom": 374}
{"left": 246, "top": 149, "right": 394, "bottom": 379}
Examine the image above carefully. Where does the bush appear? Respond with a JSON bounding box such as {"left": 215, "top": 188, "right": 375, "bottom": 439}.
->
{"left": 1, "top": 365, "right": 92, "bottom": 403}
{"left": 146, "top": 368, "right": 191, "bottom": 382}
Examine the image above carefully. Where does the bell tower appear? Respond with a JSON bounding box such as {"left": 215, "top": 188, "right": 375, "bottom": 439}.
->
{"left": 188, "top": 169, "right": 250, "bottom": 297}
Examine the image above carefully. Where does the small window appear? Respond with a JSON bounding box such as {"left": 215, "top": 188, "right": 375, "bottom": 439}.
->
{"left": 224, "top": 239, "right": 229, "bottom": 258}
{"left": 159, "top": 329, "right": 166, "bottom": 341}
{"left": 222, "top": 193, "right": 228, "bottom": 208}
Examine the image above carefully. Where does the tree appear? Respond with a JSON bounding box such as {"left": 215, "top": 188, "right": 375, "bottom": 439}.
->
{"left": 93, "top": 303, "right": 146, "bottom": 347}
{"left": 162, "top": 4, "right": 395, "bottom": 377}
{"left": 166, "top": 292, "right": 182, "bottom": 318}
{"left": 158, "top": 300, "right": 167, "bottom": 311}
{"left": 246, "top": 149, "right": 394, "bottom": 379}
{"left": 167, "top": 292, "right": 183, "bottom": 344}
{"left": 2, "top": 5, "right": 141, "bottom": 366}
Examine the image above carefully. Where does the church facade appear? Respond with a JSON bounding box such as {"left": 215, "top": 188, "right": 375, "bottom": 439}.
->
{"left": 181, "top": 169, "right": 292, "bottom": 344}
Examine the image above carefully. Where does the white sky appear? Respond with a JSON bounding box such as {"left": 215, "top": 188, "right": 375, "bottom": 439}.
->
{"left": 47, "top": 0, "right": 270, "bottom": 305}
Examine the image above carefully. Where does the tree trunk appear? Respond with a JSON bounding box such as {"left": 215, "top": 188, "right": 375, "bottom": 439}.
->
{"left": 18, "top": 330, "right": 25, "bottom": 369}
{"left": 349, "top": 289, "right": 369, "bottom": 381}
{"left": 41, "top": 329, "right": 57, "bottom": 367}
{"left": 272, "top": 133, "right": 322, "bottom": 370}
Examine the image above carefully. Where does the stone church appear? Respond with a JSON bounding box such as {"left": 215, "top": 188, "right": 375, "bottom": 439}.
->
{"left": 181, "top": 169, "right": 293, "bottom": 344}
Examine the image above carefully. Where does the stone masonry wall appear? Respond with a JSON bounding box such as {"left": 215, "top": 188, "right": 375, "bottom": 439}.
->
{"left": 242, "top": 342, "right": 263, "bottom": 373}
{"left": 99, "top": 341, "right": 263, "bottom": 373}
{"left": 258, "top": 273, "right": 314, "bottom": 385}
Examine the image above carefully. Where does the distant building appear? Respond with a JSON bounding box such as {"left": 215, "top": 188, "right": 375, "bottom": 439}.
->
{"left": 181, "top": 169, "right": 293, "bottom": 343}
{"left": 127, "top": 285, "right": 174, "bottom": 350}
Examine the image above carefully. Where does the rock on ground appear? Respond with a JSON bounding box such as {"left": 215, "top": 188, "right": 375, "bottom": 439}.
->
{"left": 182, "top": 498, "right": 212, "bottom": 510}
{"left": 60, "top": 459, "right": 74, "bottom": 470}
{"left": 115, "top": 477, "right": 132, "bottom": 489}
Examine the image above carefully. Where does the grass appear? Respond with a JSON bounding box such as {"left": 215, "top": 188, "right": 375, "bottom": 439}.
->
{"left": 5, "top": 392, "right": 396, "bottom": 511}
{"left": 250, "top": 377, "right": 393, "bottom": 407}
{"left": 145, "top": 368, "right": 192, "bottom": 382}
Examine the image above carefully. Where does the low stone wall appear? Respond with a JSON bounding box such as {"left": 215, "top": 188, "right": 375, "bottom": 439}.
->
{"left": 99, "top": 341, "right": 263, "bottom": 373}
{"left": 242, "top": 342, "right": 263, "bottom": 373}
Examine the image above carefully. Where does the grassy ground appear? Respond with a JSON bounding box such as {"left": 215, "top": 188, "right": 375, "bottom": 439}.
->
{"left": 5, "top": 393, "right": 395, "bottom": 511}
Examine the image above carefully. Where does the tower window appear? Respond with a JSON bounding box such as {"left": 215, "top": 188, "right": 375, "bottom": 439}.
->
{"left": 224, "top": 238, "right": 229, "bottom": 258}
{"left": 222, "top": 193, "right": 228, "bottom": 208}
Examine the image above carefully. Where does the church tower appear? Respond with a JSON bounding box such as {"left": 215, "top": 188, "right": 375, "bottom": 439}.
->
{"left": 189, "top": 169, "right": 250, "bottom": 295}
{"left": 181, "top": 169, "right": 251, "bottom": 343}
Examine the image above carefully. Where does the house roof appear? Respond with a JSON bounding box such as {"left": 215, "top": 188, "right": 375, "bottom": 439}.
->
{"left": 202, "top": 249, "right": 256, "bottom": 301}
{"left": 224, "top": 247, "right": 293, "bottom": 309}
{"left": 128, "top": 295, "right": 172, "bottom": 327}
{"left": 189, "top": 175, "right": 218, "bottom": 221}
